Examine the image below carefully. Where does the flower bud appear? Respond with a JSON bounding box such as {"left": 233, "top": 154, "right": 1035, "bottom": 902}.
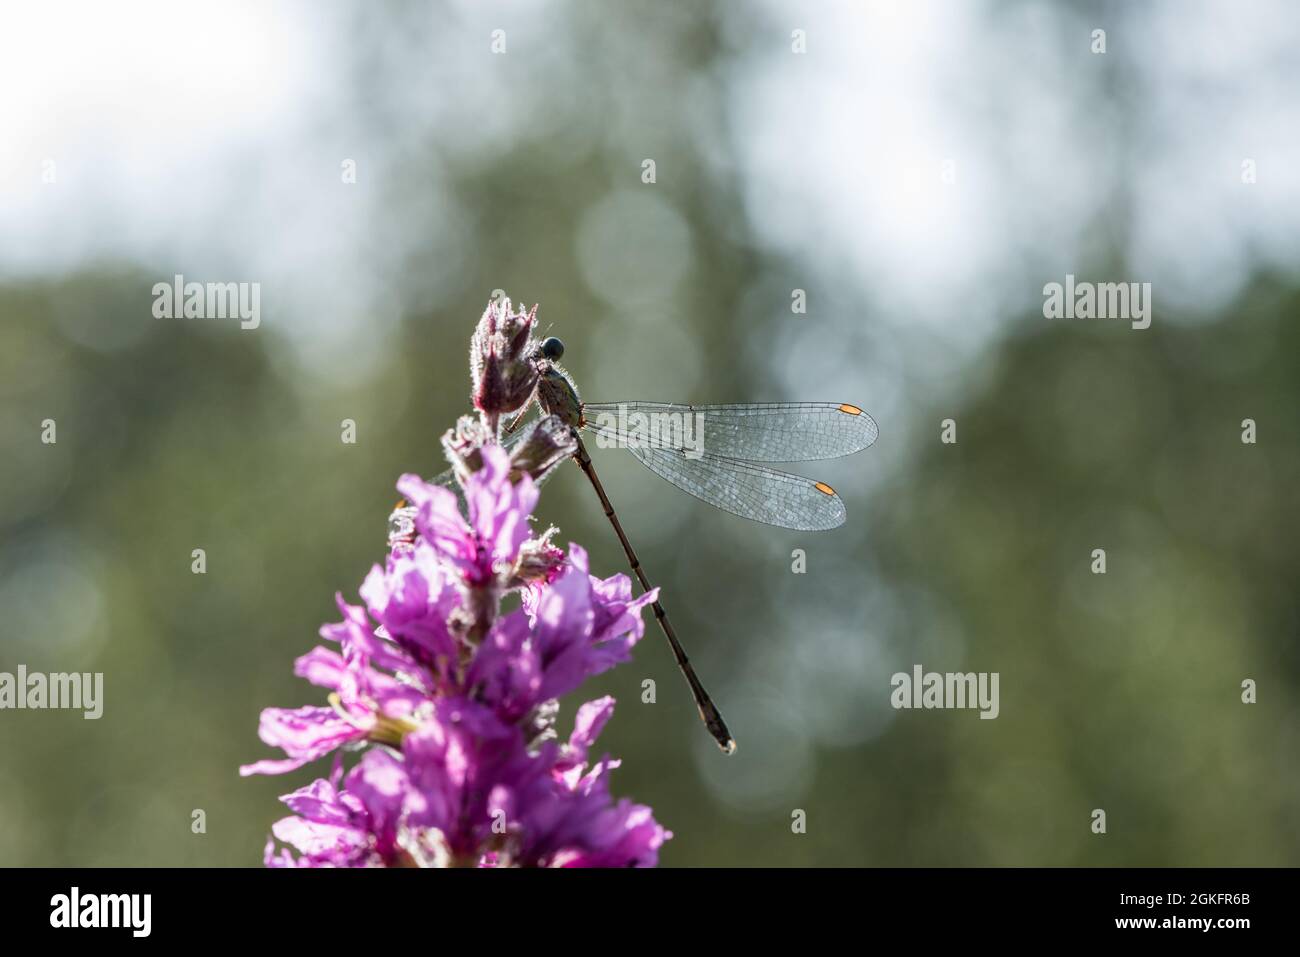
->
{"left": 441, "top": 414, "right": 492, "bottom": 487}
{"left": 442, "top": 413, "right": 576, "bottom": 493}
{"left": 386, "top": 501, "right": 418, "bottom": 553}
{"left": 507, "top": 415, "right": 577, "bottom": 484}
{"left": 510, "top": 526, "right": 566, "bottom": 587}
{"left": 469, "top": 297, "right": 540, "bottom": 420}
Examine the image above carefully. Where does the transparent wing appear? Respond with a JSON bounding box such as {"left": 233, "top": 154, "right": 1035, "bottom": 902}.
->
{"left": 615, "top": 443, "right": 847, "bottom": 531}
{"left": 582, "top": 401, "right": 877, "bottom": 463}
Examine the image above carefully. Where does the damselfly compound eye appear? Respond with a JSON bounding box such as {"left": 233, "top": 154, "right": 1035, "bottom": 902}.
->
{"left": 539, "top": 336, "right": 565, "bottom": 360}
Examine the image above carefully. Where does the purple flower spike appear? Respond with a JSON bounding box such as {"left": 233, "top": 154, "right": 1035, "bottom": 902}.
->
{"left": 245, "top": 306, "right": 669, "bottom": 866}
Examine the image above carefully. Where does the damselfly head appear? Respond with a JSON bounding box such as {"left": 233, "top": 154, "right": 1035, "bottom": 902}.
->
{"left": 538, "top": 336, "right": 565, "bottom": 361}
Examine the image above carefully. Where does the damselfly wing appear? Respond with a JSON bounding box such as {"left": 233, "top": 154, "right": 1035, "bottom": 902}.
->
{"left": 581, "top": 401, "right": 878, "bottom": 531}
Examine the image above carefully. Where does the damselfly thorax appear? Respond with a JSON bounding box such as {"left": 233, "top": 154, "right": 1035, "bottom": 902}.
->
{"left": 535, "top": 363, "right": 585, "bottom": 430}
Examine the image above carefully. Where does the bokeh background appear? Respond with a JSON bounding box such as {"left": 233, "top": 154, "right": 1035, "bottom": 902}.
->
{"left": 1, "top": 0, "right": 1297, "bottom": 866}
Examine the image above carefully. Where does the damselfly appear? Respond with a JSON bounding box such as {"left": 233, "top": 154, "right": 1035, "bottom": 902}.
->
{"left": 451, "top": 336, "right": 877, "bottom": 753}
